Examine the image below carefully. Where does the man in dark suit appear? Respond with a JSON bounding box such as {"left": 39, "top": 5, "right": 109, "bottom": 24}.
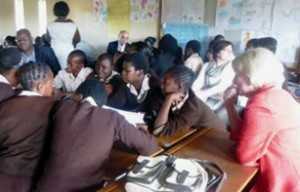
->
{"left": 16, "top": 29, "right": 61, "bottom": 75}
{"left": 106, "top": 30, "right": 130, "bottom": 56}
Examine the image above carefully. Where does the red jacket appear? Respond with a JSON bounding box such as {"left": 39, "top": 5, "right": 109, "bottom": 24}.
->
{"left": 231, "top": 86, "right": 300, "bottom": 192}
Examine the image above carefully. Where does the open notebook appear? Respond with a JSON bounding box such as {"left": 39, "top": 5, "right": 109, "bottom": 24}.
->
{"left": 103, "top": 105, "right": 145, "bottom": 126}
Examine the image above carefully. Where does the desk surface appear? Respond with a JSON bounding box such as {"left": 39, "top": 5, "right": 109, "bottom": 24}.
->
{"left": 100, "top": 129, "right": 258, "bottom": 192}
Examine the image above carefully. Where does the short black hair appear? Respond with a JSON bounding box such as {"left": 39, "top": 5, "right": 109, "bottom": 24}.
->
{"left": 212, "top": 40, "right": 233, "bottom": 60}
{"left": 53, "top": 1, "right": 70, "bottom": 17}
{"left": 144, "top": 37, "right": 156, "bottom": 47}
{"left": 164, "top": 65, "right": 196, "bottom": 92}
{"left": 258, "top": 37, "right": 278, "bottom": 53}
{"left": 123, "top": 52, "right": 149, "bottom": 73}
{"left": 0, "top": 48, "right": 21, "bottom": 74}
{"left": 4, "top": 36, "right": 17, "bottom": 47}
{"left": 186, "top": 40, "right": 201, "bottom": 54}
{"left": 214, "top": 34, "right": 225, "bottom": 41}
{"left": 18, "top": 62, "right": 52, "bottom": 91}
{"left": 159, "top": 34, "right": 178, "bottom": 56}
{"left": 96, "top": 53, "right": 113, "bottom": 66}
{"left": 76, "top": 79, "right": 107, "bottom": 107}
{"left": 68, "top": 50, "right": 88, "bottom": 67}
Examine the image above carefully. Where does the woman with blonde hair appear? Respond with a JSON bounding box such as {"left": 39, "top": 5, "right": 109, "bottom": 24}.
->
{"left": 224, "top": 48, "right": 300, "bottom": 192}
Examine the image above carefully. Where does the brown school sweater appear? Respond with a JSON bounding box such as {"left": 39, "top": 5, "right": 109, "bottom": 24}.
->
{"left": 36, "top": 98, "right": 158, "bottom": 192}
{"left": 162, "top": 90, "right": 226, "bottom": 135}
{"left": 0, "top": 83, "right": 55, "bottom": 192}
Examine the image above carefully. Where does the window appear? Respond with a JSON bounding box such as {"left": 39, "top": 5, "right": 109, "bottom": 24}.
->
{"left": 14, "top": 0, "right": 25, "bottom": 30}
{"left": 38, "top": 0, "right": 47, "bottom": 35}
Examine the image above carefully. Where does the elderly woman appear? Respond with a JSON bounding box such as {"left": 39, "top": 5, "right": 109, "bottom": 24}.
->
{"left": 224, "top": 48, "right": 300, "bottom": 192}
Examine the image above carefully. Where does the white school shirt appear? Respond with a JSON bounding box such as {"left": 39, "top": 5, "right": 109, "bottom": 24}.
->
{"left": 0, "top": 74, "right": 10, "bottom": 85}
{"left": 184, "top": 53, "right": 203, "bottom": 74}
{"left": 128, "top": 74, "right": 150, "bottom": 103}
{"left": 53, "top": 67, "right": 93, "bottom": 92}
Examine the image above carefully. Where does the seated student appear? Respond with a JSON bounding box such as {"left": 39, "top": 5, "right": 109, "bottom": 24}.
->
{"left": 95, "top": 53, "right": 138, "bottom": 110}
{"left": 0, "top": 63, "right": 55, "bottom": 192}
{"left": 184, "top": 40, "right": 203, "bottom": 74}
{"left": 205, "top": 34, "right": 225, "bottom": 63}
{"left": 153, "top": 65, "right": 225, "bottom": 136}
{"left": 0, "top": 47, "right": 21, "bottom": 87}
{"left": 3, "top": 36, "right": 17, "bottom": 48}
{"left": 122, "top": 52, "right": 163, "bottom": 118}
{"left": 192, "top": 40, "right": 235, "bottom": 110}
{"left": 16, "top": 29, "right": 61, "bottom": 75}
{"left": 107, "top": 30, "right": 130, "bottom": 56}
{"left": 54, "top": 50, "right": 93, "bottom": 93}
{"left": 36, "top": 79, "right": 158, "bottom": 192}
{"left": 152, "top": 34, "right": 182, "bottom": 78}
{"left": 224, "top": 48, "right": 300, "bottom": 192}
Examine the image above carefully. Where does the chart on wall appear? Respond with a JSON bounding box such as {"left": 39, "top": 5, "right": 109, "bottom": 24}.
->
{"left": 216, "top": 0, "right": 274, "bottom": 31}
{"left": 162, "top": 0, "right": 205, "bottom": 24}
{"left": 131, "top": 0, "right": 159, "bottom": 22}
{"left": 161, "top": 0, "right": 207, "bottom": 47}
{"left": 272, "top": 0, "right": 300, "bottom": 63}
{"left": 92, "top": 0, "right": 159, "bottom": 22}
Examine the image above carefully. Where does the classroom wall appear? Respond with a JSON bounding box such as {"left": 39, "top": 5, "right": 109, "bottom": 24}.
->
{"left": 0, "top": 0, "right": 16, "bottom": 40}
{"left": 46, "top": 0, "right": 159, "bottom": 54}
{"left": 24, "top": 0, "right": 39, "bottom": 37}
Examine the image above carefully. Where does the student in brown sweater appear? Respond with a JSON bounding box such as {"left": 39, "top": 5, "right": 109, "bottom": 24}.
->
{"left": 154, "top": 65, "right": 225, "bottom": 136}
{"left": 36, "top": 79, "right": 159, "bottom": 192}
{"left": 0, "top": 62, "right": 55, "bottom": 192}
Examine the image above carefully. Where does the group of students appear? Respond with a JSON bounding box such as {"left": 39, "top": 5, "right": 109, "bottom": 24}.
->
{"left": 0, "top": 1, "right": 300, "bottom": 192}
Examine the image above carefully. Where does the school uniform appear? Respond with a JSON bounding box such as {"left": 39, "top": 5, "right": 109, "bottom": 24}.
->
{"left": 157, "top": 90, "right": 226, "bottom": 136}
{"left": 0, "top": 88, "right": 56, "bottom": 192}
{"left": 0, "top": 74, "right": 10, "bottom": 85}
{"left": 36, "top": 98, "right": 158, "bottom": 192}
{"left": 53, "top": 67, "right": 93, "bottom": 92}
{"left": 99, "top": 71, "right": 138, "bottom": 110}
{"left": 184, "top": 53, "right": 203, "bottom": 74}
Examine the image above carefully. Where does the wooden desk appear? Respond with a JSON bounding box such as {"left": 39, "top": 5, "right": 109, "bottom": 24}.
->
{"left": 101, "top": 129, "right": 258, "bottom": 192}
{"left": 99, "top": 128, "right": 208, "bottom": 192}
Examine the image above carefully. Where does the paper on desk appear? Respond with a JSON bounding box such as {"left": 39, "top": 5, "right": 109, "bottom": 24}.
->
{"left": 103, "top": 105, "right": 145, "bottom": 126}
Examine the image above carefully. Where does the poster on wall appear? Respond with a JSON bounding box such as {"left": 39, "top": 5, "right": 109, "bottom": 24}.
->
{"left": 163, "top": 23, "right": 208, "bottom": 47}
{"left": 162, "top": 0, "right": 205, "bottom": 24}
{"left": 92, "top": 0, "right": 108, "bottom": 22}
{"left": 107, "top": 0, "right": 131, "bottom": 38}
{"left": 130, "top": 0, "right": 159, "bottom": 22}
{"left": 272, "top": 0, "right": 300, "bottom": 64}
{"left": 240, "top": 0, "right": 274, "bottom": 31}
{"left": 216, "top": 0, "right": 243, "bottom": 30}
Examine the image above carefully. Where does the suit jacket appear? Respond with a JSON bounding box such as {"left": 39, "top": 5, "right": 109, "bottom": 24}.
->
{"left": 0, "top": 85, "right": 56, "bottom": 192}
{"left": 106, "top": 41, "right": 129, "bottom": 56}
{"left": 34, "top": 45, "right": 61, "bottom": 75}
{"left": 105, "top": 74, "right": 139, "bottom": 111}
{"left": 36, "top": 98, "right": 158, "bottom": 192}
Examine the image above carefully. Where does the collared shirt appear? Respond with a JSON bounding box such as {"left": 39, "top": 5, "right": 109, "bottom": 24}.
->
{"left": 117, "top": 42, "right": 126, "bottom": 53}
{"left": 128, "top": 74, "right": 150, "bottom": 103}
{"left": 21, "top": 49, "right": 36, "bottom": 65}
{"left": 184, "top": 53, "right": 203, "bottom": 74}
{"left": 171, "top": 93, "right": 189, "bottom": 112}
{"left": 53, "top": 67, "right": 93, "bottom": 92}
{"left": 0, "top": 74, "right": 10, "bottom": 85}
{"left": 99, "top": 71, "right": 119, "bottom": 83}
